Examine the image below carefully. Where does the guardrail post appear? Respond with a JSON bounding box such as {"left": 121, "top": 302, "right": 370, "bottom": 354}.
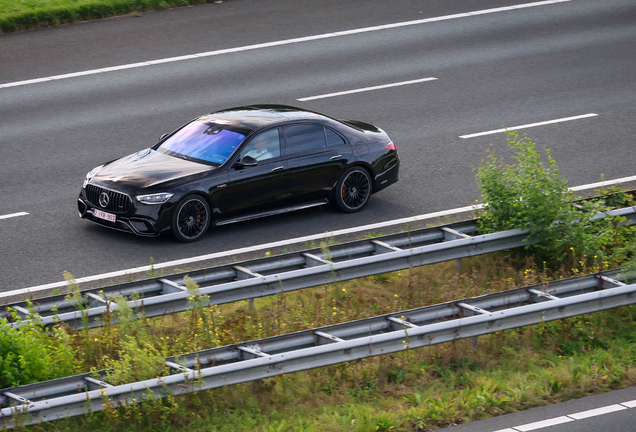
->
{"left": 441, "top": 227, "right": 470, "bottom": 274}
{"left": 471, "top": 336, "right": 478, "bottom": 352}
{"left": 234, "top": 266, "right": 262, "bottom": 310}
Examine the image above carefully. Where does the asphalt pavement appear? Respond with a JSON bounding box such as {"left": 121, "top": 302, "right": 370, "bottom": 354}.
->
{"left": 0, "top": 0, "right": 635, "bottom": 293}
{"left": 448, "top": 384, "right": 636, "bottom": 432}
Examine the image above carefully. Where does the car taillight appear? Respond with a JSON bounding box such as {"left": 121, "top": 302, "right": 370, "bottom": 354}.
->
{"left": 385, "top": 142, "right": 396, "bottom": 150}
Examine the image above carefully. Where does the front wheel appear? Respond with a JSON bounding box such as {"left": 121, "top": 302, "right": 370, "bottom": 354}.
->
{"left": 334, "top": 167, "right": 372, "bottom": 213}
{"left": 171, "top": 195, "right": 210, "bottom": 242}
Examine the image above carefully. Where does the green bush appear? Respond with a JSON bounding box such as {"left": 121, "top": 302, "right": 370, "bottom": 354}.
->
{"left": 102, "top": 339, "right": 168, "bottom": 385}
{"left": 0, "top": 313, "right": 78, "bottom": 388}
{"left": 475, "top": 130, "right": 634, "bottom": 269}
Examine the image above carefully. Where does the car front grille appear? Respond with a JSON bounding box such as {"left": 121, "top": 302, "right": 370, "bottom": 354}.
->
{"left": 86, "top": 184, "right": 132, "bottom": 213}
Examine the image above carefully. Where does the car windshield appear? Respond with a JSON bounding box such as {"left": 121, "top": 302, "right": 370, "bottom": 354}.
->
{"left": 157, "top": 121, "right": 247, "bottom": 165}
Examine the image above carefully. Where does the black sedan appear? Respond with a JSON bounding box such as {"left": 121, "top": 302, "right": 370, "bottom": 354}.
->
{"left": 78, "top": 105, "right": 400, "bottom": 242}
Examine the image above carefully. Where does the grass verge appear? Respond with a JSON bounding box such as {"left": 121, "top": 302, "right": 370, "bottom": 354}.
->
{"left": 0, "top": 0, "right": 221, "bottom": 34}
{"left": 5, "top": 251, "right": 636, "bottom": 431}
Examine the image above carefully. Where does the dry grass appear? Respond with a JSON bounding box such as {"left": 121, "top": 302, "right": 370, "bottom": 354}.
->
{"left": 16, "top": 251, "right": 636, "bottom": 431}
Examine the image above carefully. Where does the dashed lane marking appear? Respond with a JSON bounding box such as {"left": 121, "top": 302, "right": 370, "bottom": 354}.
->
{"left": 460, "top": 113, "right": 599, "bottom": 138}
{"left": 297, "top": 78, "right": 437, "bottom": 101}
{"left": 0, "top": 212, "right": 29, "bottom": 220}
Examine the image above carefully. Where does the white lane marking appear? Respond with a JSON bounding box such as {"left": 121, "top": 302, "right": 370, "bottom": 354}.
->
{"left": 570, "top": 175, "right": 636, "bottom": 191}
{"left": 567, "top": 404, "right": 626, "bottom": 420}
{"left": 0, "top": 212, "right": 29, "bottom": 220}
{"left": 497, "top": 399, "right": 636, "bottom": 431}
{"left": 0, "top": 0, "right": 571, "bottom": 90}
{"left": 621, "top": 399, "right": 636, "bottom": 408}
{"left": 1, "top": 174, "right": 632, "bottom": 300}
{"left": 459, "top": 113, "right": 599, "bottom": 138}
{"left": 297, "top": 78, "right": 438, "bottom": 101}
{"left": 514, "top": 416, "right": 574, "bottom": 431}
{"left": 0, "top": 204, "right": 480, "bottom": 298}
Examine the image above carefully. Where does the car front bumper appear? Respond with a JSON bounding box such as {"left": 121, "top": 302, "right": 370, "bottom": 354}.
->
{"left": 78, "top": 184, "right": 175, "bottom": 237}
{"left": 78, "top": 196, "right": 162, "bottom": 237}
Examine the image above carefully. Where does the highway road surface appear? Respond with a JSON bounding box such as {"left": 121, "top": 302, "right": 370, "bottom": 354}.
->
{"left": 1, "top": 0, "right": 634, "bottom": 292}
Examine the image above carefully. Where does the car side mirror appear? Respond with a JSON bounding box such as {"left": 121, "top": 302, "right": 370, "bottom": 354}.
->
{"left": 235, "top": 155, "right": 258, "bottom": 168}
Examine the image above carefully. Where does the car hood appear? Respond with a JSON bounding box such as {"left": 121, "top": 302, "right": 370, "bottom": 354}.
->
{"left": 92, "top": 149, "right": 213, "bottom": 189}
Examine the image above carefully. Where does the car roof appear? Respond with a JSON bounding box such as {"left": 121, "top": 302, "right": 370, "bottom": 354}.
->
{"left": 199, "top": 105, "right": 327, "bottom": 131}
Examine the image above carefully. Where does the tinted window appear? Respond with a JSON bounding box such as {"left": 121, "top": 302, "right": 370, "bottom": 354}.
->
{"left": 158, "top": 121, "right": 246, "bottom": 165}
{"left": 285, "top": 124, "right": 326, "bottom": 155}
{"left": 240, "top": 129, "right": 281, "bottom": 162}
{"left": 325, "top": 128, "right": 346, "bottom": 147}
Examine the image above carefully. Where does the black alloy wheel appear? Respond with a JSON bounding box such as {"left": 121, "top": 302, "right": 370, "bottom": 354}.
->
{"left": 172, "top": 195, "right": 211, "bottom": 242}
{"left": 335, "top": 167, "right": 372, "bottom": 213}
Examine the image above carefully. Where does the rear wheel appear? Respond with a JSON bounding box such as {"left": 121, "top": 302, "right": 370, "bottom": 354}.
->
{"left": 334, "top": 167, "right": 372, "bottom": 213}
{"left": 171, "top": 195, "right": 210, "bottom": 242}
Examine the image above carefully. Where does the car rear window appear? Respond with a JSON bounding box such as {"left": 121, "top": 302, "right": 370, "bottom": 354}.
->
{"left": 284, "top": 124, "right": 326, "bottom": 155}
{"left": 325, "top": 128, "right": 346, "bottom": 147}
{"left": 158, "top": 121, "right": 246, "bottom": 165}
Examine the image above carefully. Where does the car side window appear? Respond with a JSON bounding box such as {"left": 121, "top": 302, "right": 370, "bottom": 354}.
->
{"left": 240, "top": 129, "right": 281, "bottom": 162}
{"left": 325, "top": 128, "right": 346, "bottom": 147}
{"left": 284, "top": 124, "right": 326, "bottom": 155}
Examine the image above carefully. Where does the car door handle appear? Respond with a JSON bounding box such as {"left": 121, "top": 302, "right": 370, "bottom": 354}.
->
{"left": 330, "top": 155, "right": 342, "bottom": 160}
{"left": 271, "top": 166, "right": 284, "bottom": 172}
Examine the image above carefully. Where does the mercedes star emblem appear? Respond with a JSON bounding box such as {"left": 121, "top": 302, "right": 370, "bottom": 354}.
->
{"left": 99, "top": 192, "right": 110, "bottom": 208}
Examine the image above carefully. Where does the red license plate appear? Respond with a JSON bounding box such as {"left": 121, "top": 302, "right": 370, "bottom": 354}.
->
{"left": 93, "top": 209, "right": 116, "bottom": 223}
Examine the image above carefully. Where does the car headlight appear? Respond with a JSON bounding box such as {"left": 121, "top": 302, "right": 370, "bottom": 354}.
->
{"left": 83, "top": 165, "right": 104, "bottom": 188}
{"left": 135, "top": 193, "right": 174, "bottom": 205}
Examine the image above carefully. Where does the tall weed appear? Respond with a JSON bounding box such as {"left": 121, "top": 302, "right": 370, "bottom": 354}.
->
{"left": 475, "top": 130, "right": 635, "bottom": 270}
{"left": 0, "top": 313, "right": 78, "bottom": 388}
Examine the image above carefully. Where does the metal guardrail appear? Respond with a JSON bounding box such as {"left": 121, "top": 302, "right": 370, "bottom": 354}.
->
{"left": 6, "top": 206, "right": 636, "bottom": 330}
{"left": 2, "top": 268, "right": 635, "bottom": 428}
